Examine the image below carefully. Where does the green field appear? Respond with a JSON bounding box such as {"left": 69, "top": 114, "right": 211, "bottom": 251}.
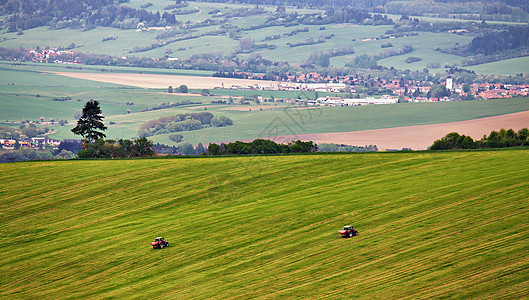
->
{"left": 3, "top": 62, "right": 529, "bottom": 144}
{"left": 1, "top": 150, "right": 528, "bottom": 298}
{"left": 1, "top": 0, "right": 527, "bottom": 75}
{"left": 467, "top": 56, "right": 529, "bottom": 76}
{"left": 0, "top": 1, "right": 480, "bottom": 72}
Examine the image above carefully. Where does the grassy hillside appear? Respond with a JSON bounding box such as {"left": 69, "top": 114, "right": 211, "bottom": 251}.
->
{"left": 1, "top": 1, "right": 527, "bottom": 74}
{"left": 0, "top": 1, "right": 470, "bottom": 71}
{"left": 1, "top": 150, "right": 528, "bottom": 298}
{"left": 467, "top": 56, "right": 529, "bottom": 76}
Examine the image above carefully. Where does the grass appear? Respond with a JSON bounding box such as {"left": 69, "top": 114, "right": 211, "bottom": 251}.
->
{"left": 140, "top": 96, "right": 529, "bottom": 145}
{"left": 0, "top": 61, "right": 215, "bottom": 77}
{"left": 0, "top": 1, "right": 525, "bottom": 75}
{"left": 0, "top": 150, "right": 528, "bottom": 298}
{"left": 0, "top": 27, "right": 160, "bottom": 57}
{"left": 467, "top": 56, "right": 529, "bottom": 76}
{"left": 381, "top": 13, "right": 528, "bottom": 25}
{"left": 2, "top": 62, "right": 529, "bottom": 143}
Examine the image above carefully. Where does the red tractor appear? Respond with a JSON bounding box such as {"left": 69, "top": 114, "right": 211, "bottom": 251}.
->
{"left": 150, "top": 237, "right": 169, "bottom": 249}
{"left": 338, "top": 225, "right": 359, "bottom": 238}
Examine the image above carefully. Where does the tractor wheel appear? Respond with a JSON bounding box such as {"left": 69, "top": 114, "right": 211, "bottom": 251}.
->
{"left": 348, "top": 232, "right": 352, "bottom": 238}
{"left": 160, "top": 243, "right": 164, "bottom": 249}
{"left": 166, "top": 242, "right": 169, "bottom": 247}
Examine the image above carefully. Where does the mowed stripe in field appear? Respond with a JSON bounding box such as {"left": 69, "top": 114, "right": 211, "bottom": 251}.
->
{"left": 1, "top": 151, "right": 528, "bottom": 298}
{"left": 264, "top": 110, "right": 529, "bottom": 150}
{"left": 50, "top": 71, "right": 280, "bottom": 89}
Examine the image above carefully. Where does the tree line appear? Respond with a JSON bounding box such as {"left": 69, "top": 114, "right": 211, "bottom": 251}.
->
{"left": 317, "top": 143, "right": 378, "bottom": 152}
{"left": 205, "top": 139, "right": 318, "bottom": 155}
{"left": 430, "top": 128, "right": 529, "bottom": 150}
{"left": 0, "top": 147, "right": 77, "bottom": 163}
{"left": 138, "top": 112, "right": 233, "bottom": 138}
{"left": 77, "top": 138, "right": 155, "bottom": 158}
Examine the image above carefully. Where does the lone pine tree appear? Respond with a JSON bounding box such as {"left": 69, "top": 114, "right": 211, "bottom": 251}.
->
{"left": 71, "top": 100, "right": 107, "bottom": 143}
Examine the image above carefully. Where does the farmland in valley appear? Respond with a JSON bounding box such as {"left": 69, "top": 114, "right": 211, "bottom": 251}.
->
{"left": 1, "top": 150, "right": 528, "bottom": 298}
{"left": 2, "top": 1, "right": 529, "bottom": 150}
{"left": 2, "top": 62, "right": 529, "bottom": 148}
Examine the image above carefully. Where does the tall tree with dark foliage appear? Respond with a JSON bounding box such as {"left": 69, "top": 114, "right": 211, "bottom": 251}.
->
{"left": 71, "top": 100, "right": 107, "bottom": 143}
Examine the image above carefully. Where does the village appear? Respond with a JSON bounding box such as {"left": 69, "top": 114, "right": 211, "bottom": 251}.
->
{"left": 0, "top": 137, "right": 67, "bottom": 149}
{"left": 25, "top": 47, "right": 529, "bottom": 103}
{"left": 228, "top": 74, "right": 529, "bottom": 105}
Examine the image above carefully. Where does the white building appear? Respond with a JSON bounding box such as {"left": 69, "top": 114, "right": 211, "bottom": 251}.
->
{"left": 446, "top": 76, "right": 453, "bottom": 91}
{"left": 316, "top": 95, "right": 397, "bottom": 106}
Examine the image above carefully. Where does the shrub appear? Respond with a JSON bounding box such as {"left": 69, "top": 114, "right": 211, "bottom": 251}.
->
{"left": 169, "top": 133, "right": 184, "bottom": 143}
{"left": 211, "top": 116, "right": 234, "bottom": 127}
{"left": 405, "top": 56, "right": 422, "bottom": 64}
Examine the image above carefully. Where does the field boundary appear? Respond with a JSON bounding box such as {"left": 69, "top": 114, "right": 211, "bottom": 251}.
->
{"left": 247, "top": 110, "right": 529, "bottom": 150}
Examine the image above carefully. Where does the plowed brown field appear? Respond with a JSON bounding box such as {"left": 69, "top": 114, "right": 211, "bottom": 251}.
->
{"left": 263, "top": 110, "right": 529, "bottom": 150}
{"left": 52, "top": 72, "right": 280, "bottom": 89}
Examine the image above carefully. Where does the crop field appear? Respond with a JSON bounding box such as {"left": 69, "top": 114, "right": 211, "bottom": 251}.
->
{"left": 1, "top": 150, "right": 528, "bottom": 298}
{"left": 467, "top": 56, "right": 529, "bottom": 76}
{"left": 3, "top": 62, "right": 529, "bottom": 145}
{"left": 136, "top": 97, "right": 529, "bottom": 146}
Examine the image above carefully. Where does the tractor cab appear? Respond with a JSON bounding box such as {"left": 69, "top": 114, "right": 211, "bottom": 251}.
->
{"left": 150, "top": 237, "right": 169, "bottom": 249}
{"left": 338, "top": 225, "right": 359, "bottom": 238}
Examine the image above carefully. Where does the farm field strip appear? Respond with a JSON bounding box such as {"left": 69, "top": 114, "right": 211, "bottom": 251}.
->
{"left": 267, "top": 109, "right": 529, "bottom": 150}
{"left": 1, "top": 151, "right": 528, "bottom": 298}
{"left": 49, "top": 71, "right": 281, "bottom": 89}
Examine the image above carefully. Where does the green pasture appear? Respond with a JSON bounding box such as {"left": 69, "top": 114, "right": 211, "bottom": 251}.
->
{"left": 0, "top": 61, "right": 214, "bottom": 77}
{"left": 124, "top": 0, "right": 266, "bottom": 24}
{"left": 332, "top": 31, "right": 470, "bottom": 69}
{"left": 0, "top": 63, "right": 118, "bottom": 88}
{"left": 0, "top": 0, "right": 527, "bottom": 75}
{"left": 381, "top": 13, "right": 528, "bottom": 25}
{"left": 1, "top": 150, "right": 528, "bottom": 298}
{"left": 376, "top": 48, "right": 464, "bottom": 71}
{"left": 0, "top": 27, "right": 160, "bottom": 57}
{"left": 3, "top": 63, "right": 529, "bottom": 144}
{"left": 147, "top": 35, "right": 239, "bottom": 60}
{"left": 139, "top": 96, "right": 529, "bottom": 145}
{"left": 467, "top": 56, "right": 529, "bottom": 76}
{"left": 253, "top": 24, "right": 391, "bottom": 63}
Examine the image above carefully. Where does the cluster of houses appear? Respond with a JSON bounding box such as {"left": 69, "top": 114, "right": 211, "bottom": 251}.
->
{"left": 28, "top": 49, "right": 80, "bottom": 64}
{"left": 0, "top": 137, "right": 65, "bottom": 149}
{"left": 225, "top": 72, "right": 529, "bottom": 103}
{"left": 307, "top": 95, "right": 397, "bottom": 106}
{"left": 474, "top": 83, "right": 529, "bottom": 99}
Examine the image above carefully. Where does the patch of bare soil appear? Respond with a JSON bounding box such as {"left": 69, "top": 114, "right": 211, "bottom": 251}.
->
{"left": 220, "top": 105, "right": 279, "bottom": 111}
{"left": 256, "top": 110, "right": 529, "bottom": 150}
{"left": 51, "top": 72, "right": 280, "bottom": 89}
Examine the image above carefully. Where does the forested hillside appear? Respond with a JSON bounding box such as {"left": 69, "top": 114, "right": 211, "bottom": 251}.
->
{"left": 2, "top": 0, "right": 180, "bottom": 31}
{"left": 197, "top": 0, "right": 529, "bottom": 15}
{"left": 469, "top": 26, "right": 529, "bottom": 56}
